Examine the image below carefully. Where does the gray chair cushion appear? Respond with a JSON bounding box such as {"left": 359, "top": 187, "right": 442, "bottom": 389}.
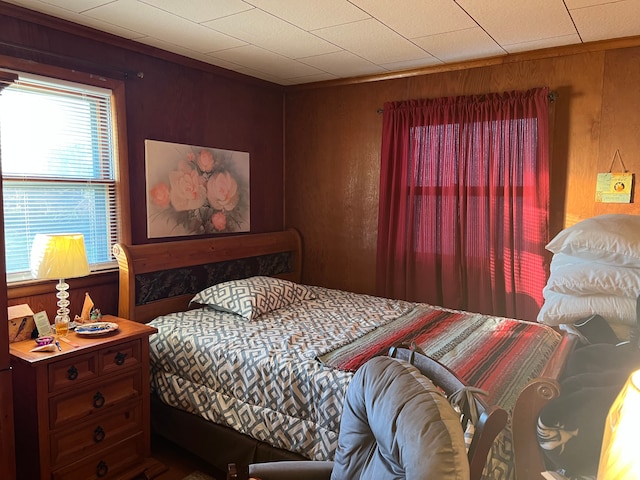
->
{"left": 331, "top": 356, "right": 469, "bottom": 480}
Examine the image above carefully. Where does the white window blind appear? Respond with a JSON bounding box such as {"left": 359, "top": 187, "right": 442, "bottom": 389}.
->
{"left": 0, "top": 72, "right": 118, "bottom": 282}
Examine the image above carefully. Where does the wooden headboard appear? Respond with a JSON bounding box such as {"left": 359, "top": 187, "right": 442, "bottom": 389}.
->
{"left": 112, "top": 228, "right": 302, "bottom": 323}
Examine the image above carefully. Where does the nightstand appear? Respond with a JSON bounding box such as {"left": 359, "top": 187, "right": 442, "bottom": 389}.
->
{"left": 10, "top": 315, "right": 165, "bottom": 480}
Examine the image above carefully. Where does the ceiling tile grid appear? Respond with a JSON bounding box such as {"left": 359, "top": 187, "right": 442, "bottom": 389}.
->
{"left": 2, "top": 0, "right": 640, "bottom": 85}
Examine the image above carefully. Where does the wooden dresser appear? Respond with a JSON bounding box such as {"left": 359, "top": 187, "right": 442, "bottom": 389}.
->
{"left": 10, "top": 316, "right": 165, "bottom": 480}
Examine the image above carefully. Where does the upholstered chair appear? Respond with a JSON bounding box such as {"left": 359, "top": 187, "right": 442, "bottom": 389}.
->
{"left": 228, "top": 349, "right": 507, "bottom": 480}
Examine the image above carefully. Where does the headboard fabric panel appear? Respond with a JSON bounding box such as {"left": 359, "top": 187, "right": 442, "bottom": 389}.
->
{"left": 113, "top": 228, "right": 302, "bottom": 323}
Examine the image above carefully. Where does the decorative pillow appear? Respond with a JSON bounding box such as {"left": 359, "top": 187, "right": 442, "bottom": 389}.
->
{"left": 190, "top": 276, "right": 315, "bottom": 321}
{"left": 545, "top": 260, "right": 640, "bottom": 298}
{"left": 546, "top": 214, "right": 640, "bottom": 267}
{"left": 537, "top": 291, "right": 636, "bottom": 327}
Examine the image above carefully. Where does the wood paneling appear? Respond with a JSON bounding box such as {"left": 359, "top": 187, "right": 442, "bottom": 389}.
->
{"left": 285, "top": 45, "right": 640, "bottom": 295}
{"left": 8, "top": 272, "right": 119, "bottom": 322}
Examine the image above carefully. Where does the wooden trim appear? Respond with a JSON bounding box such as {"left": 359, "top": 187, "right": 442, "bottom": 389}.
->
{"left": 111, "top": 80, "right": 132, "bottom": 245}
{"left": 113, "top": 228, "right": 302, "bottom": 323}
{"left": 511, "top": 333, "right": 578, "bottom": 480}
{"left": 7, "top": 270, "right": 118, "bottom": 300}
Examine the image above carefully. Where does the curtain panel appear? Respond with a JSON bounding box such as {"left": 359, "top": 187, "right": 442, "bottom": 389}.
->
{"left": 376, "top": 88, "right": 550, "bottom": 321}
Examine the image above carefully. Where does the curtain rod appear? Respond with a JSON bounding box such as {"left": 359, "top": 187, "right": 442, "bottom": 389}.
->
{"left": 376, "top": 90, "right": 559, "bottom": 113}
{"left": 0, "top": 41, "right": 144, "bottom": 79}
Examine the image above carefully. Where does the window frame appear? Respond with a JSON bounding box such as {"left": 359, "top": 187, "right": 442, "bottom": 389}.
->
{"left": 0, "top": 54, "right": 131, "bottom": 286}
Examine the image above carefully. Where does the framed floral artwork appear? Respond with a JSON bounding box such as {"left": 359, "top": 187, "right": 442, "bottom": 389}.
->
{"left": 145, "top": 139, "right": 250, "bottom": 238}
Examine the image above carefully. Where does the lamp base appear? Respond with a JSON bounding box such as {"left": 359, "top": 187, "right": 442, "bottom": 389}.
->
{"left": 55, "top": 278, "right": 71, "bottom": 323}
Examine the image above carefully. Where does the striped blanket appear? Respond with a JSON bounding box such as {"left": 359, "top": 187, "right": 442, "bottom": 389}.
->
{"left": 320, "top": 304, "right": 562, "bottom": 415}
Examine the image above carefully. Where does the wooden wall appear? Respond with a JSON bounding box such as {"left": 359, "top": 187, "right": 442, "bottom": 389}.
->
{"left": 0, "top": 2, "right": 285, "bottom": 319}
{"left": 285, "top": 39, "right": 640, "bottom": 295}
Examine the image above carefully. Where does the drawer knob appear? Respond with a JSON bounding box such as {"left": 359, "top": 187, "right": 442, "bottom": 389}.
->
{"left": 93, "top": 426, "right": 105, "bottom": 443}
{"left": 114, "top": 352, "right": 127, "bottom": 365}
{"left": 93, "top": 391, "right": 105, "bottom": 409}
{"left": 67, "top": 365, "right": 78, "bottom": 381}
{"left": 96, "top": 460, "right": 109, "bottom": 478}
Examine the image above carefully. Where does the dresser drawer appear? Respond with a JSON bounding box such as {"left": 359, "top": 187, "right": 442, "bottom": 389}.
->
{"left": 50, "top": 402, "right": 143, "bottom": 468}
{"left": 48, "top": 351, "right": 99, "bottom": 393}
{"left": 99, "top": 340, "right": 141, "bottom": 375}
{"left": 52, "top": 433, "right": 144, "bottom": 480}
{"left": 49, "top": 371, "right": 142, "bottom": 429}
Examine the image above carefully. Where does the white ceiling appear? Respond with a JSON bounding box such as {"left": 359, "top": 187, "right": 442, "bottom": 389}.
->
{"left": 3, "top": 0, "right": 640, "bottom": 86}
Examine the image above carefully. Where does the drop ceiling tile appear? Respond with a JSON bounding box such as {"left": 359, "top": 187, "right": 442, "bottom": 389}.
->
{"left": 314, "top": 18, "right": 430, "bottom": 64}
{"left": 569, "top": 1, "right": 640, "bottom": 42}
{"left": 351, "top": 0, "right": 476, "bottom": 38}
{"left": 380, "top": 56, "right": 444, "bottom": 72}
{"left": 83, "top": 0, "right": 246, "bottom": 52}
{"left": 203, "top": 8, "right": 341, "bottom": 58}
{"left": 564, "top": 0, "right": 616, "bottom": 8}
{"left": 286, "top": 72, "right": 339, "bottom": 84}
{"left": 226, "top": 65, "right": 290, "bottom": 83}
{"left": 413, "top": 27, "right": 504, "bottom": 63}
{"left": 1, "top": 0, "right": 146, "bottom": 39}
{"left": 29, "top": 0, "right": 113, "bottom": 13}
{"left": 209, "top": 45, "right": 325, "bottom": 79}
{"left": 299, "top": 50, "right": 388, "bottom": 78}
{"left": 503, "top": 33, "right": 582, "bottom": 53}
{"left": 456, "top": 0, "right": 577, "bottom": 46}
{"left": 141, "top": 0, "right": 254, "bottom": 23}
{"left": 135, "top": 36, "right": 204, "bottom": 58}
{"left": 244, "top": 0, "right": 371, "bottom": 30}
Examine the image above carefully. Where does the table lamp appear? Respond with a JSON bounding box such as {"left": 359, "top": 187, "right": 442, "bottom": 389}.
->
{"left": 597, "top": 369, "right": 640, "bottom": 479}
{"left": 30, "top": 233, "right": 90, "bottom": 324}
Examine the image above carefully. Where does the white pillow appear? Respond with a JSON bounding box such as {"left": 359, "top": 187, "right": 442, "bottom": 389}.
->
{"left": 544, "top": 261, "right": 640, "bottom": 298}
{"left": 537, "top": 291, "right": 637, "bottom": 327}
{"left": 549, "top": 253, "right": 588, "bottom": 273}
{"left": 546, "top": 214, "right": 640, "bottom": 267}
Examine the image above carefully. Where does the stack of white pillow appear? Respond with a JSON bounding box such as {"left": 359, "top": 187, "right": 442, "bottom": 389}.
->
{"left": 537, "top": 214, "right": 640, "bottom": 341}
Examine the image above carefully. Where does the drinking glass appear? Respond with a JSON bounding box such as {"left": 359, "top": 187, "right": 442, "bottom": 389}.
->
{"left": 55, "top": 316, "right": 70, "bottom": 337}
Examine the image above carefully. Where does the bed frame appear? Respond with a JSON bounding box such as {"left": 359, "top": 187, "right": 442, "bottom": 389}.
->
{"left": 113, "top": 228, "right": 577, "bottom": 479}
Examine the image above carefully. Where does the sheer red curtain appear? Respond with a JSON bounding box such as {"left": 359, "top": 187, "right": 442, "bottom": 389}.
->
{"left": 376, "top": 88, "right": 550, "bottom": 321}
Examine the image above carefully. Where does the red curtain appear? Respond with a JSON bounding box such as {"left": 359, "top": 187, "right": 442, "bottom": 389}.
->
{"left": 376, "top": 88, "right": 550, "bottom": 321}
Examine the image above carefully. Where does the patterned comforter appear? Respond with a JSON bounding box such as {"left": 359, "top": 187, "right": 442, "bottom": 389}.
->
{"left": 148, "top": 285, "right": 561, "bottom": 479}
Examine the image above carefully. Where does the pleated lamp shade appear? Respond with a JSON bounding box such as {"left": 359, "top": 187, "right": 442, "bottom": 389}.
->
{"left": 30, "top": 233, "right": 90, "bottom": 280}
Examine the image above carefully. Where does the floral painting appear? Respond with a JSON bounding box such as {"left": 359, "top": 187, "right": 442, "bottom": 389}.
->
{"left": 145, "top": 139, "right": 250, "bottom": 238}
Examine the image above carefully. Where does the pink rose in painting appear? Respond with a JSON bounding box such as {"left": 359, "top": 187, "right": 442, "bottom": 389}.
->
{"left": 197, "top": 150, "right": 215, "bottom": 172}
{"left": 211, "top": 211, "right": 227, "bottom": 231}
{"left": 207, "top": 171, "right": 239, "bottom": 211}
{"left": 169, "top": 168, "right": 206, "bottom": 211}
{"left": 150, "top": 182, "right": 171, "bottom": 208}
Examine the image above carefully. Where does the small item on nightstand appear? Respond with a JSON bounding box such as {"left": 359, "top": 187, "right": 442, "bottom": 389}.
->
{"left": 33, "top": 311, "right": 52, "bottom": 337}
{"left": 35, "top": 335, "right": 54, "bottom": 346}
{"left": 76, "top": 292, "right": 95, "bottom": 324}
{"left": 8, "top": 304, "right": 35, "bottom": 343}
{"left": 90, "top": 308, "right": 102, "bottom": 321}
{"left": 30, "top": 344, "right": 57, "bottom": 353}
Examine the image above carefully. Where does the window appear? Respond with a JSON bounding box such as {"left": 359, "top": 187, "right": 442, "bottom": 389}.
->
{"left": 0, "top": 71, "right": 119, "bottom": 282}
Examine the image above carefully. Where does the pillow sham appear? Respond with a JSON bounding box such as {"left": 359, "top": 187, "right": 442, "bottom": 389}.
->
{"left": 544, "top": 260, "right": 640, "bottom": 298}
{"left": 191, "top": 276, "right": 315, "bottom": 321}
{"left": 537, "top": 291, "right": 636, "bottom": 327}
{"left": 546, "top": 214, "right": 640, "bottom": 267}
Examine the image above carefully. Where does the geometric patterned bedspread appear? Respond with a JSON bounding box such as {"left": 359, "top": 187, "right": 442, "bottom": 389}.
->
{"left": 148, "top": 285, "right": 561, "bottom": 479}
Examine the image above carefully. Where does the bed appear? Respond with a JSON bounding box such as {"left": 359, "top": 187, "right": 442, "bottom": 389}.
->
{"left": 113, "top": 228, "right": 577, "bottom": 480}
